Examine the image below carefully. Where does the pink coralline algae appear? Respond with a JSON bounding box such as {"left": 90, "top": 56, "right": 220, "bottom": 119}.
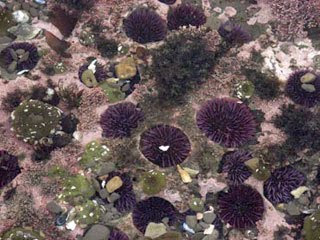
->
{"left": 269, "top": 0, "right": 320, "bottom": 40}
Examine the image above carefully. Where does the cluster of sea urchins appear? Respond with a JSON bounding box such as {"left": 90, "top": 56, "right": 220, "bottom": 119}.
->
{"left": 0, "top": 42, "right": 39, "bottom": 73}
{"left": 123, "top": 7, "right": 167, "bottom": 44}
{"left": 167, "top": 3, "right": 207, "bottom": 30}
{"left": 285, "top": 70, "right": 320, "bottom": 108}
{"left": 139, "top": 124, "right": 191, "bottom": 168}
{"left": 132, "top": 196, "right": 177, "bottom": 233}
{"left": 217, "top": 185, "right": 264, "bottom": 229}
{"left": 196, "top": 98, "right": 256, "bottom": 148}
{"left": 263, "top": 166, "right": 305, "bottom": 204}
{"left": 100, "top": 102, "right": 144, "bottom": 139}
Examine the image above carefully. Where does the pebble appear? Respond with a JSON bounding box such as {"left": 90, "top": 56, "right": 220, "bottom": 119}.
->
{"left": 46, "top": 201, "right": 63, "bottom": 214}
{"left": 83, "top": 225, "right": 110, "bottom": 240}
{"left": 144, "top": 222, "right": 167, "bottom": 239}
{"left": 301, "top": 83, "right": 316, "bottom": 93}
{"left": 108, "top": 192, "right": 120, "bottom": 203}
{"left": 286, "top": 202, "right": 301, "bottom": 216}
{"left": 106, "top": 176, "right": 123, "bottom": 193}
{"left": 12, "top": 10, "right": 30, "bottom": 23}
{"left": 186, "top": 215, "right": 197, "bottom": 229}
{"left": 99, "top": 189, "right": 109, "bottom": 199}
{"left": 203, "top": 212, "right": 216, "bottom": 224}
{"left": 199, "top": 221, "right": 210, "bottom": 229}
{"left": 29, "top": 8, "right": 38, "bottom": 17}
{"left": 98, "top": 162, "right": 116, "bottom": 176}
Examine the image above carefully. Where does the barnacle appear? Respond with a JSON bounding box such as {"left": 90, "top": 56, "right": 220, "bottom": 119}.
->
{"left": 100, "top": 102, "right": 144, "bottom": 139}
{"left": 132, "top": 197, "right": 177, "bottom": 233}
{"left": 0, "top": 42, "right": 39, "bottom": 73}
{"left": 196, "top": 98, "right": 256, "bottom": 148}
{"left": 167, "top": 3, "right": 206, "bottom": 30}
{"left": 11, "top": 100, "right": 63, "bottom": 145}
{"left": 123, "top": 7, "right": 167, "bottom": 44}
{"left": 139, "top": 124, "right": 191, "bottom": 168}
{"left": 0, "top": 150, "right": 21, "bottom": 189}
{"left": 218, "top": 185, "right": 264, "bottom": 229}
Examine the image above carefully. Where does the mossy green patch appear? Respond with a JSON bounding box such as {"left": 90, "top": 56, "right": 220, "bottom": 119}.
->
{"left": 99, "top": 81, "right": 126, "bottom": 103}
{"left": 59, "top": 175, "right": 95, "bottom": 205}
{"left": 141, "top": 170, "right": 167, "bottom": 195}
{"left": 303, "top": 209, "right": 320, "bottom": 240}
{"left": 0, "top": 227, "right": 44, "bottom": 240}
{"left": 74, "top": 200, "right": 103, "bottom": 227}
{"left": 79, "top": 141, "right": 110, "bottom": 172}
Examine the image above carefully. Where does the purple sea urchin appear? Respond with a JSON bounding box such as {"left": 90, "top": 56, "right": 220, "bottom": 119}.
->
{"left": 196, "top": 98, "right": 256, "bottom": 148}
{"left": 132, "top": 196, "right": 177, "bottom": 233}
{"left": 100, "top": 102, "right": 144, "bottom": 139}
{"left": 263, "top": 166, "right": 306, "bottom": 204}
{"left": 285, "top": 70, "right": 320, "bottom": 107}
{"left": 218, "top": 185, "right": 264, "bottom": 229}
{"left": 167, "top": 3, "right": 207, "bottom": 30}
{"left": 109, "top": 229, "right": 129, "bottom": 240}
{"left": 105, "top": 172, "right": 136, "bottom": 212}
{"left": 219, "top": 150, "right": 252, "bottom": 184}
{"left": 218, "top": 21, "right": 251, "bottom": 45}
{"left": 0, "top": 150, "right": 21, "bottom": 189}
{"left": 123, "top": 7, "right": 167, "bottom": 44}
{"left": 0, "top": 42, "right": 39, "bottom": 72}
{"left": 78, "top": 60, "right": 107, "bottom": 87}
{"left": 158, "top": 0, "right": 176, "bottom": 4}
{"left": 139, "top": 124, "right": 191, "bottom": 168}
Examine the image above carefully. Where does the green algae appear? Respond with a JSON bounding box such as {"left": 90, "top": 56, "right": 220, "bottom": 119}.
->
{"left": 59, "top": 175, "right": 95, "bottom": 205}
{"left": 48, "top": 165, "right": 69, "bottom": 178}
{"left": 235, "top": 80, "right": 255, "bottom": 100}
{"left": 74, "top": 200, "right": 104, "bottom": 227}
{"left": 141, "top": 170, "right": 167, "bottom": 195}
{"left": 189, "top": 197, "right": 204, "bottom": 212}
{"left": 303, "top": 209, "right": 320, "bottom": 240}
{"left": 11, "top": 99, "right": 62, "bottom": 145}
{"left": 79, "top": 141, "right": 110, "bottom": 172}
{"left": 0, "top": 227, "right": 44, "bottom": 240}
{"left": 245, "top": 157, "right": 271, "bottom": 181}
{"left": 81, "top": 69, "right": 99, "bottom": 88}
{"left": 99, "top": 81, "right": 126, "bottom": 103}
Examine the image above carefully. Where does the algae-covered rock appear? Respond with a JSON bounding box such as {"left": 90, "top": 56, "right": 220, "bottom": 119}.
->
{"left": 235, "top": 80, "right": 255, "bottom": 100}
{"left": 144, "top": 231, "right": 183, "bottom": 240}
{"left": 0, "top": 227, "right": 45, "bottom": 240}
{"left": 115, "top": 57, "right": 137, "bottom": 80}
{"left": 59, "top": 175, "right": 95, "bottom": 204}
{"left": 74, "top": 200, "right": 104, "bottom": 227}
{"left": 245, "top": 157, "right": 271, "bottom": 181}
{"left": 189, "top": 198, "right": 204, "bottom": 212}
{"left": 79, "top": 141, "right": 110, "bottom": 172}
{"left": 303, "top": 209, "right": 320, "bottom": 240}
{"left": 11, "top": 99, "right": 62, "bottom": 145}
{"left": 99, "top": 81, "right": 126, "bottom": 103}
{"left": 141, "top": 170, "right": 167, "bottom": 195}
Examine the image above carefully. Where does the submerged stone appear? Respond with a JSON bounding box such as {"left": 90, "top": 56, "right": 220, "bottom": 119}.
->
{"left": 106, "top": 176, "right": 123, "bottom": 193}
{"left": 115, "top": 57, "right": 137, "bottom": 79}
{"left": 8, "top": 23, "right": 41, "bottom": 40}
{"left": 83, "top": 224, "right": 110, "bottom": 240}
{"left": 144, "top": 222, "right": 167, "bottom": 239}
{"left": 74, "top": 200, "right": 103, "bottom": 226}
{"left": 189, "top": 198, "right": 204, "bottom": 212}
{"left": 141, "top": 170, "right": 167, "bottom": 195}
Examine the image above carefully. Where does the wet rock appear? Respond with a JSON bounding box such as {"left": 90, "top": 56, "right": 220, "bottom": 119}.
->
{"left": 115, "top": 57, "right": 137, "bottom": 79}
{"left": 144, "top": 222, "right": 167, "bottom": 239}
{"left": 106, "top": 176, "right": 123, "bottom": 193}
{"left": 83, "top": 225, "right": 110, "bottom": 240}
{"left": 108, "top": 192, "right": 121, "bottom": 203}
{"left": 99, "top": 189, "right": 109, "bottom": 199}
{"left": 46, "top": 201, "right": 63, "bottom": 214}
{"left": 186, "top": 215, "right": 197, "bottom": 229}
{"left": 98, "top": 162, "right": 116, "bottom": 176}
{"left": 203, "top": 212, "right": 216, "bottom": 224}
{"left": 189, "top": 198, "right": 204, "bottom": 212}
{"left": 286, "top": 202, "right": 301, "bottom": 216}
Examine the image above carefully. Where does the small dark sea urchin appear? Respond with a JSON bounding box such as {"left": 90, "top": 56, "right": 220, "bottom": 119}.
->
{"left": 105, "top": 171, "right": 136, "bottom": 212}
{"left": 285, "top": 70, "right": 320, "bottom": 107}
{"left": 218, "top": 21, "right": 251, "bottom": 45}
{"left": 139, "top": 124, "right": 191, "bottom": 168}
{"left": 0, "top": 42, "right": 39, "bottom": 72}
{"left": 100, "top": 102, "right": 144, "bottom": 139}
{"left": 167, "top": 3, "right": 207, "bottom": 30}
{"left": 109, "top": 229, "right": 129, "bottom": 240}
{"left": 218, "top": 185, "right": 264, "bottom": 229}
{"left": 219, "top": 150, "right": 252, "bottom": 185}
{"left": 132, "top": 196, "right": 177, "bottom": 233}
{"left": 263, "top": 166, "right": 305, "bottom": 204}
{"left": 196, "top": 98, "right": 256, "bottom": 148}
{"left": 0, "top": 150, "right": 21, "bottom": 189}
{"left": 123, "top": 7, "right": 167, "bottom": 44}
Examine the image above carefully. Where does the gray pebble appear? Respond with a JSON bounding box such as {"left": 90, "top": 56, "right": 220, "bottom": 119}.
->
{"left": 46, "top": 201, "right": 63, "bottom": 214}
{"left": 108, "top": 192, "right": 120, "bottom": 203}
{"left": 98, "top": 162, "right": 116, "bottom": 176}
{"left": 203, "top": 212, "right": 216, "bottom": 224}
{"left": 199, "top": 221, "right": 210, "bottom": 229}
{"left": 202, "top": 229, "right": 219, "bottom": 240}
{"left": 29, "top": 8, "right": 39, "bottom": 17}
{"left": 99, "top": 189, "right": 109, "bottom": 199}
{"left": 186, "top": 215, "right": 197, "bottom": 229}
{"left": 83, "top": 225, "right": 110, "bottom": 240}
{"left": 22, "top": 2, "right": 30, "bottom": 11}
{"left": 286, "top": 202, "right": 301, "bottom": 216}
